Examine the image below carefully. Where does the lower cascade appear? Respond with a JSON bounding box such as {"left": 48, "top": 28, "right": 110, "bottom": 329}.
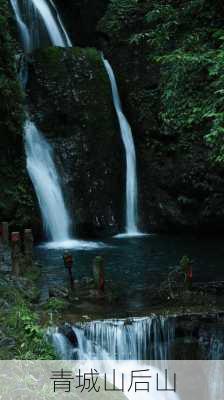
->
{"left": 25, "top": 120, "right": 71, "bottom": 242}
{"left": 102, "top": 56, "right": 140, "bottom": 236}
{"left": 49, "top": 316, "right": 224, "bottom": 361}
{"left": 49, "top": 317, "right": 176, "bottom": 360}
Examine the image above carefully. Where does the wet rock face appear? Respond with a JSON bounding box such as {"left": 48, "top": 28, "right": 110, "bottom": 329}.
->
{"left": 0, "top": 0, "right": 38, "bottom": 234}
{"left": 44, "top": 0, "right": 224, "bottom": 234}
{"left": 54, "top": 0, "right": 109, "bottom": 47}
{"left": 96, "top": 1, "right": 224, "bottom": 233}
{"left": 27, "top": 47, "right": 124, "bottom": 237}
{"left": 59, "top": 325, "right": 78, "bottom": 347}
{"left": 3, "top": 0, "right": 224, "bottom": 236}
{"left": 93, "top": 48, "right": 224, "bottom": 233}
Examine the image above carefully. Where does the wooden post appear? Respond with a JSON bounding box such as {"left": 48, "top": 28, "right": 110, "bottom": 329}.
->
{"left": 93, "top": 256, "right": 105, "bottom": 292}
{"left": 63, "top": 252, "right": 74, "bottom": 290}
{"left": 11, "top": 232, "right": 22, "bottom": 277}
{"left": 2, "top": 222, "right": 9, "bottom": 246}
{"left": 24, "top": 229, "right": 34, "bottom": 270}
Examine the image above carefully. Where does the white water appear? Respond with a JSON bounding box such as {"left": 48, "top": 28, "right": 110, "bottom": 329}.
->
{"left": 49, "top": 323, "right": 179, "bottom": 400}
{"left": 49, "top": 317, "right": 224, "bottom": 400}
{"left": 48, "top": 0, "right": 72, "bottom": 46}
{"left": 40, "top": 239, "right": 106, "bottom": 250}
{"left": 30, "top": 0, "right": 72, "bottom": 47}
{"left": 12, "top": 1, "right": 76, "bottom": 244}
{"left": 10, "top": 0, "right": 72, "bottom": 51}
{"left": 10, "top": 0, "right": 31, "bottom": 52}
{"left": 12, "top": 2, "right": 142, "bottom": 241}
{"left": 49, "top": 318, "right": 179, "bottom": 400}
{"left": 50, "top": 316, "right": 224, "bottom": 361}
{"left": 50, "top": 328, "right": 75, "bottom": 360}
{"left": 12, "top": 0, "right": 106, "bottom": 249}
{"left": 50, "top": 317, "right": 175, "bottom": 361}
{"left": 102, "top": 56, "right": 139, "bottom": 235}
{"left": 25, "top": 120, "right": 71, "bottom": 241}
{"left": 73, "top": 317, "right": 175, "bottom": 361}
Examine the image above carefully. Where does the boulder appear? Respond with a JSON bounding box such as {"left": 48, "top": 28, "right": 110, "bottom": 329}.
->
{"left": 27, "top": 47, "right": 124, "bottom": 237}
{"left": 59, "top": 325, "right": 78, "bottom": 347}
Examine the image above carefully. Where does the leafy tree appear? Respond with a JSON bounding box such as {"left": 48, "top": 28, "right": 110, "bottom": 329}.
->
{"left": 102, "top": 0, "right": 224, "bottom": 162}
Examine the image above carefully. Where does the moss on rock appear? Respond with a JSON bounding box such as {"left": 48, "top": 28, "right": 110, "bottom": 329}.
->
{"left": 0, "top": 0, "right": 24, "bottom": 145}
{"left": 98, "top": 0, "right": 224, "bottom": 233}
{"left": 28, "top": 46, "right": 124, "bottom": 236}
{"left": 0, "top": 0, "right": 38, "bottom": 233}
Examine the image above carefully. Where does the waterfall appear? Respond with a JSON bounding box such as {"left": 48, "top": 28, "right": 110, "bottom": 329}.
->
{"left": 48, "top": 319, "right": 180, "bottom": 400}
{"left": 50, "top": 317, "right": 176, "bottom": 360}
{"left": 11, "top": 1, "right": 74, "bottom": 244}
{"left": 48, "top": 0, "right": 72, "bottom": 47}
{"left": 208, "top": 337, "right": 224, "bottom": 360}
{"left": 102, "top": 56, "right": 139, "bottom": 235}
{"left": 10, "top": 0, "right": 31, "bottom": 52}
{"left": 73, "top": 317, "right": 175, "bottom": 360}
{"left": 10, "top": 0, "right": 72, "bottom": 51}
{"left": 50, "top": 316, "right": 224, "bottom": 361}
{"left": 50, "top": 328, "right": 76, "bottom": 360}
{"left": 28, "top": 0, "right": 72, "bottom": 47}
{"left": 25, "top": 120, "right": 71, "bottom": 242}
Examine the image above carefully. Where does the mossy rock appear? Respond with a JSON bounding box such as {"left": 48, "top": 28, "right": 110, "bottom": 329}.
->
{"left": 97, "top": 0, "right": 224, "bottom": 233}
{"left": 27, "top": 46, "right": 124, "bottom": 236}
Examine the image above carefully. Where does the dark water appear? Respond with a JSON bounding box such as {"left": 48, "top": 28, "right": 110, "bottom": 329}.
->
{"left": 36, "top": 234, "right": 224, "bottom": 297}
{"left": 39, "top": 234, "right": 224, "bottom": 358}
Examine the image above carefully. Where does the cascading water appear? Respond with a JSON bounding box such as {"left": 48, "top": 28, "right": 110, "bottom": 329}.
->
{"left": 11, "top": 0, "right": 107, "bottom": 249}
{"left": 50, "top": 316, "right": 224, "bottom": 362}
{"left": 74, "top": 317, "right": 175, "bottom": 360}
{"left": 50, "top": 329, "right": 75, "bottom": 360}
{"left": 48, "top": 319, "right": 180, "bottom": 400}
{"left": 10, "top": 0, "right": 72, "bottom": 51}
{"left": 28, "top": 0, "right": 72, "bottom": 47}
{"left": 25, "top": 120, "right": 71, "bottom": 242}
{"left": 102, "top": 56, "right": 140, "bottom": 236}
{"left": 10, "top": 0, "right": 31, "bottom": 52}
{"left": 50, "top": 317, "right": 176, "bottom": 360}
{"left": 48, "top": 0, "right": 72, "bottom": 46}
{"left": 11, "top": 0, "right": 75, "bottom": 245}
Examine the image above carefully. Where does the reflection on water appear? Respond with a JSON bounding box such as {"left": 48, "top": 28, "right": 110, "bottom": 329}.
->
{"left": 36, "top": 234, "right": 224, "bottom": 310}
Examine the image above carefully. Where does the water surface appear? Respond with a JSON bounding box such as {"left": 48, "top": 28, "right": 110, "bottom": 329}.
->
{"left": 36, "top": 234, "right": 224, "bottom": 310}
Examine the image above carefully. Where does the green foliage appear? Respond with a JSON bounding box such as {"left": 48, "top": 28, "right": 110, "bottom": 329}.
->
{"left": 23, "top": 265, "right": 41, "bottom": 282}
{"left": 143, "top": 0, "right": 224, "bottom": 162}
{"left": 99, "top": 0, "right": 140, "bottom": 39}
{"left": 102, "top": 0, "right": 224, "bottom": 162}
{"left": 0, "top": 0, "right": 32, "bottom": 229}
{"left": 9, "top": 304, "right": 56, "bottom": 359}
{"left": 32, "top": 46, "right": 115, "bottom": 136}
{"left": 155, "top": 50, "right": 212, "bottom": 134}
{"left": 0, "top": 0, "right": 24, "bottom": 144}
{"left": 0, "top": 271, "right": 56, "bottom": 360}
{"left": 0, "top": 156, "right": 35, "bottom": 228}
{"left": 0, "top": 296, "right": 56, "bottom": 360}
{"left": 130, "top": 3, "right": 179, "bottom": 48}
{"left": 180, "top": 255, "right": 190, "bottom": 272}
{"left": 43, "top": 297, "right": 67, "bottom": 312}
